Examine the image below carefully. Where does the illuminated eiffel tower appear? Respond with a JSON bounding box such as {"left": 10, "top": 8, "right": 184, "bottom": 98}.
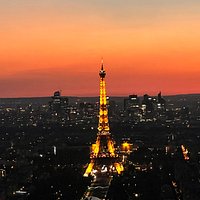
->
{"left": 84, "top": 60, "right": 124, "bottom": 177}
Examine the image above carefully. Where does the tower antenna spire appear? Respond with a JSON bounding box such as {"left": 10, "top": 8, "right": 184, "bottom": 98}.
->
{"left": 101, "top": 57, "right": 104, "bottom": 70}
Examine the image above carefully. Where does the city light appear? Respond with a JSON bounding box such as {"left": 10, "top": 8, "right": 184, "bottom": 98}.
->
{"left": 181, "top": 145, "right": 190, "bottom": 160}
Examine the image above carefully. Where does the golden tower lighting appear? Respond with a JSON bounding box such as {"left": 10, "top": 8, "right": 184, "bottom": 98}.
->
{"left": 98, "top": 60, "right": 110, "bottom": 132}
{"left": 84, "top": 61, "right": 123, "bottom": 177}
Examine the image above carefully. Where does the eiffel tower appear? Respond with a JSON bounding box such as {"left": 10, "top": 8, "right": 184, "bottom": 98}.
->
{"left": 84, "top": 61, "right": 123, "bottom": 177}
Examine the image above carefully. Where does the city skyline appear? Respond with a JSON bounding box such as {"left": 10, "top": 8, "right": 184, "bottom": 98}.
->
{"left": 1, "top": 0, "right": 200, "bottom": 97}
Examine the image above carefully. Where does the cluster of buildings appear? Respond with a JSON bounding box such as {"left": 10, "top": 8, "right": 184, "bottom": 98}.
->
{"left": 122, "top": 93, "right": 190, "bottom": 128}
{"left": 0, "top": 91, "right": 196, "bottom": 130}
{"left": 123, "top": 92, "right": 166, "bottom": 123}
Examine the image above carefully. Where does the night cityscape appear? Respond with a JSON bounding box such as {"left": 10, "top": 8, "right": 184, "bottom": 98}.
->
{"left": 0, "top": 63, "right": 200, "bottom": 200}
{"left": 1, "top": 1, "right": 200, "bottom": 200}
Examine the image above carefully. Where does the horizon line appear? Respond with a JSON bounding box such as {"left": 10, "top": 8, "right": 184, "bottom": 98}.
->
{"left": 0, "top": 92, "right": 200, "bottom": 99}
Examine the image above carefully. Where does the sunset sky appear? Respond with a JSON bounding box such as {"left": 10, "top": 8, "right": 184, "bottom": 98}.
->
{"left": 0, "top": 0, "right": 200, "bottom": 97}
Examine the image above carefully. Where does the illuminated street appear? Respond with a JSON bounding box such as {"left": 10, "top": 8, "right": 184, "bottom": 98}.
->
{"left": 82, "top": 172, "right": 113, "bottom": 200}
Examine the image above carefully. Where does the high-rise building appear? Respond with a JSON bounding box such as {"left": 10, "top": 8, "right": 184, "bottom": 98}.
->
{"left": 49, "top": 91, "right": 68, "bottom": 113}
{"left": 142, "top": 94, "right": 155, "bottom": 113}
{"left": 124, "top": 95, "right": 140, "bottom": 122}
{"left": 157, "top": 92, "right": 166, "bottom": 110}
{"left": 124, "top": 94, "right": 140, "bottom": 111}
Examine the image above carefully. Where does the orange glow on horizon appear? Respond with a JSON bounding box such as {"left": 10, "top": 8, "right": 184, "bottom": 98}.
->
{"left": 0, "top": 1, "right": 200, "bottom": 97}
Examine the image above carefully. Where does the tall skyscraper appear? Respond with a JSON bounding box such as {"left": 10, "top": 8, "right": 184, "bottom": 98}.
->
{"left": 157, "top": 92, "right": 166, "bottom": 109}
{"left": 124, "top": 94, "right": 140, "bottom": 111}
{"left": 49, "top": 90, "right": 68, "bottom": 113}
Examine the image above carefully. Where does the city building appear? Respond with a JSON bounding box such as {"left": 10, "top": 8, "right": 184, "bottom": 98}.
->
{"left": 49, "top": 91, "right": 68, "bottom": 114}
